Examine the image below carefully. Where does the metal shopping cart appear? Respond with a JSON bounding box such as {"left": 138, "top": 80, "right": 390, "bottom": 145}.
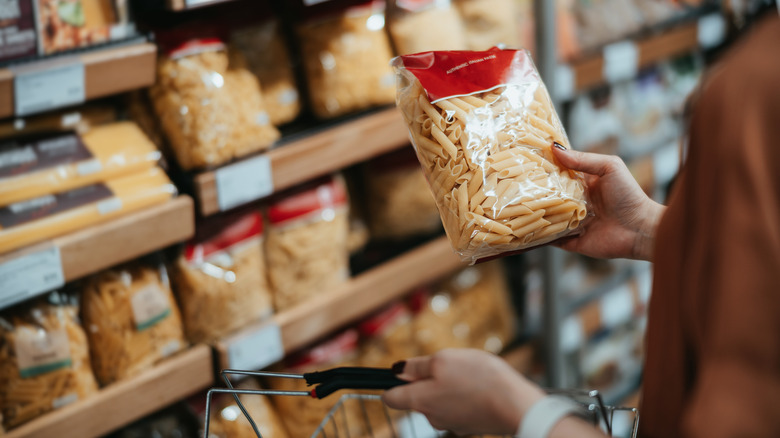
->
{"left": 204, "top": 368, "right": 639, "bottom": 438}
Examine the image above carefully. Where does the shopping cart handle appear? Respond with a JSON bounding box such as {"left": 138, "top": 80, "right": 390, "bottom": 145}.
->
{"left": 304, "top": 367, "right": 398, "bottom": 384}
{"left": 304, "top": 367, "right": 408, "bottom": 399}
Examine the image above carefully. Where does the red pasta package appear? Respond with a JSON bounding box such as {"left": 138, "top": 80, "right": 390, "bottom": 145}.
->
{"left": 392, "top": 48, "right": 589, "bottom": 263}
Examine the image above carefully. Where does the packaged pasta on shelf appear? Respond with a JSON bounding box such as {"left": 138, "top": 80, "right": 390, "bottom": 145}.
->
{"left": 453, "top": 0, "right": 522, "bottom": 50}
{"left": 231, "top": 20, "right": 301, "bottom": 126}
{"left": 0, "top": 103, "right": 117, "bottom": 140}
{"left": 268, "top": 329, "right": 362, "bottom": 438}
{"left": 408, "top": 287, "right": 469, "bottom": 355}
{"left": 0, "top": 122, "right": 162, "bottom": 207}
{"left": 385, "top": 0, "right": 467, "bottom": 55}
{"left": 172, "top": 209, "right": 273, "bottom": 344}
{"left": 392, "top": 48, "right": 589, "bottom": 263}
{"left": 202, "top": 379, "right": 289, "bottom": 438}
{"left": 0, "top": 292, "right": 98, "bottom": 430}
{"left": 296, "top": 0, "right": 396, "bottom": 118}
{"left": 358, "top": 302, "right": 417, "bottom": 367}
{"left": 265, "top": 177, "right": 350, "bottom": 312}
{"left": 0, "top": 167, "right": 176, "bottom": 254}
{"left": 150, "top": 34, "right": 279, "bottom": 170}
{"left": 81, "top": 258, "right": 186, "bottom": 386}
{"left": 364, "top": 147, "right": 441, "bottom": 239}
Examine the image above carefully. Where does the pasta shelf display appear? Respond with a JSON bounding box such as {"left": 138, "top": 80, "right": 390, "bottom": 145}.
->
{"left": 0, "top": 292, "right": 98, "bottom": 430}
{"left": 386, "top": 0, "right": 467, "bottom": 55}
{"left": 81, "top": 259, "right": 186, "bottom": 386}
{"left": 173, "top": 209, "right": 273, "bottom": 344}
{"left": 205, "top": 379, "right": 289, "bottom": 438}
{"left": 392, "top": 48, "right": 589, "bottom": 263}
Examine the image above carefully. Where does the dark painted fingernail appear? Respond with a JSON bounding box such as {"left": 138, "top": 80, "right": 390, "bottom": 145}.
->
{"left": 391, "top": 361, "right": 406, "bottom": 374}
{"left": 553, "top": 142, "right": 567, "bottom": 151}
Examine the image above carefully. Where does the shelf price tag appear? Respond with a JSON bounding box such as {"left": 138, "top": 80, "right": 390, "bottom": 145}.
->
{"left": 600, "top": 284, "right": 634, "bottom": 329}
{"left": 698, "top": 13, "right": 727, "bottom": 49}
{"left": 215, "top": 154, "right": 274, "bottom": 212}
{"left": 554, "top": 64, "right": 576, "bottom": 102}
{"left": 0, "top": 246, "right": 65, "bottom": 310}
{"left": 603, "top": 41, "right": 639, "bottom": 84}
{"left": 227, "top": 322, "right": 284, "bottom": 371}
{"left": 12, "top": 59, "right": 85, "bottom": 117}
{"left": 561, "top": 315, "right": 584, "bottom": 353}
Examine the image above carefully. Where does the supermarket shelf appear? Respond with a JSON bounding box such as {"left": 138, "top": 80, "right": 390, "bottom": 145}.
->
{"left": 5, "top": 344, "right": 213, "bottom": 438}
{"left": 0, "top": 196, "right": 195, "bottom": 310}
{"left": 216, "top": 236, "right": 464, "bottom": 369}
{"left": 564, "top": 265, "right": 636, "bottom": 315}
{"left": 193, "top": 108, "right": 410, "bottom": 216}
{"left": 0, "top": 42, "right": 156, "bottom": 118}
{"left": 166, "top": 0, "right": 229, "bottom": 10}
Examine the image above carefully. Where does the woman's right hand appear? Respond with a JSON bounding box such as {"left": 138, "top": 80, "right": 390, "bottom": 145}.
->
{"left": 551, "top": 145, "right": 665, "bottom": 261}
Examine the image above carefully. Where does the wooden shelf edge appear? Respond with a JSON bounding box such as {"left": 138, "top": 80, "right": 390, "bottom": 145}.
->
{"left": 5, "top": 344, "right": 214, "bottom": 438}
{"left": 195, "top": 108, "right": 410, "bottom": 216}
{"left": 166, "top": 0, "right": 230, "bottom": 11}
{"left": 0, "top": 41, "right": 157, "bottom": 119}
{"left": 216, "top": 236, "right": 464, "bottom": 368}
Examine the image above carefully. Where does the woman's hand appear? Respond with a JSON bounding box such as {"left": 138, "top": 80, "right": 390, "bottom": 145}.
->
{"left": 552, "top": 146, "right": 665, "bottom": 261}
{"left": 382, "top": 349, "right": 546, "bottom": 435}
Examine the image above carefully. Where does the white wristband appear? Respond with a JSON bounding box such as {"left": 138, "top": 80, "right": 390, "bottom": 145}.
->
{"left": 516, "top": 395, "right": 589, "bottom": 438}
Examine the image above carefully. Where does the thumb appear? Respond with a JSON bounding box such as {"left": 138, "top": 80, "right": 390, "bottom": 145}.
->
{"left": 552, "top": 145, "right": 617, "bottom": 177}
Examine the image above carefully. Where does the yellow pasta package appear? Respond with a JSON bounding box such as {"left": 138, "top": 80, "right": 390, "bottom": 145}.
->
{"left": 392, "top": 48, "right": 589, "bottom": 263}
{"left": 0, "top": 292, "right": 98, "bottom": 430}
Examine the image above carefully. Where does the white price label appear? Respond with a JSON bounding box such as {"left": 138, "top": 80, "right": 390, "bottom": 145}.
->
{"left": 0, "top": 246, "right": 65, "bottom": 309}
{"left": 216, "top": 154, "right": 273, "bottom": 212}
{"left": 600, "top": 284, "right": 634, "bottom": 329}
{"left": 12, "top": 61, "right": 85, "bottom": 117}
{"left": 603, "top": 41, "right": 639, "bottom": 84}
{"left": 561, "top": 315, "right": 584, "bottom": 353}
{"left": 554, "top": 64, "right": 576, "bottom": 101}
{"left": 227, "top": 322, "right": 284, "bottom": 371}
{"left": 698, "top": 13, "right": 727, "bottom": 49}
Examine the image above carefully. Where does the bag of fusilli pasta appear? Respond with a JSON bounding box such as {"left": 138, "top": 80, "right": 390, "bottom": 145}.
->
{"left": 392, "top": 47, "right": 589, "bottom": 263}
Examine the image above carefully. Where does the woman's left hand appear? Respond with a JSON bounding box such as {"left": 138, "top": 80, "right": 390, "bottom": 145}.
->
{"left": 382, "top": 348, "right": 546, "bottom": 435}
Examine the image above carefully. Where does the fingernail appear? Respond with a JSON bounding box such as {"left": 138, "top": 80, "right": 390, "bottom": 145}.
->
{"left": 391, "top": 361, "right": 406, "bottom": 374}
{"left": 553, "top": 142, "right": 567, "bottom": 151}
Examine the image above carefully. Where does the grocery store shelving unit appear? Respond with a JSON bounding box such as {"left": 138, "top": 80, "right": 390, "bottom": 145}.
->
{"left": 192, "top": 107, "right": 410, "bottom": 216}
{"left": 215, "top": 236, "right": 465, "bottom": 369}
{"left": 166, "top": 0, "right": 229, "bottom": 10}
{"left": 5, "top": 344, "right": 213, "bottom": 438}
{"left": 0, "top": 196, "right": 195, "bottom": 310}
{"left": 0, "top": 41, "right": 157, "bottom": 118}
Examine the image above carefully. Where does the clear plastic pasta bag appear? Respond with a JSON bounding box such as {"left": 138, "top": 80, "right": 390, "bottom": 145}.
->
{"left": 386, "top": 0, "right": 467, "bottom": 55}
{"left": 392, "top": 48, "right": 589, "bottom": 263}
{"left": 173, "top": 209, "right": 273, "bottom": 344}
{"left": 0, "top": 291, "right": 98, "bottom": 430}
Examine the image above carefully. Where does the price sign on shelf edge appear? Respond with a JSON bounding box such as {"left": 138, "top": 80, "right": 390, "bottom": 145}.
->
{"left": 227, "top": 322, "right": 284, "bottom": 371}
{"left": 12, "top": 60, "right": 85, "bottom": 117}
{"left": 215, "top": 154, "right": 274, "bottom": 212}
{"left": 0, "top": 246, "right": 65, "bottom": 310}
{"left": 603, "top": 40, "right": 639, "bottom": 84}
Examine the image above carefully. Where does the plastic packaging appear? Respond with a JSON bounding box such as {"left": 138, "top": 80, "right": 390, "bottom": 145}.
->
{"left": 172, "top": 210, "right": 273, "bottom": 344}
{"left": 231, "top": 21, "right": 301, "bottom": 126}
{"left": 35, "top": 0, "right": 123, "bottom": 55}
{"left": 296, "top": 1, "right": 396, "bottom": 118}
{"left": 81, "top": 259, "right": 186, "bottom": 386}
{"left": 408, "top": 287, "right": 469, "bottom": 355}
{"left": 205, "top": 380, "right": 289, "bottom": 438}
{"left": 0, "top": 166, "right": 176, "bottom": 254}
{"left": 150, "top": 37, "right": 279, "bottom": 170}
{"left": 268, "top": 329, "right": 362, "bottom": 438}
{"left": 453, "top": 0, "right": 522, "bottom": 50}
{"left": 392, "top": 48, "right": 589, "bottom": 263}
{"left": 0, "top": 292, "right": 98, "bottom": 430}
{"left": 265, "top": 177, "right": 350, "bottom": 312}
{"left": 358, "top": 302, "right": 417, "bottom": 367}
{"left": 364, "top": 147, "right": 441, "bottom": 239}
{"left": 0, "top": 122, "right": 162, "bottom": 207}
{"left": 386, "top": 0, "right": 467, "bottom": 55}
{"left": 0, "top": 103, "right": 117, "bottom": 141}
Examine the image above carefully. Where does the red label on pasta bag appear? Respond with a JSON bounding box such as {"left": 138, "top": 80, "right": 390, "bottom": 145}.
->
{"left": 268, "top": 177, "right": 348, "bottom": 226}
{"left": 394, "top": 48, "right": 539, "bottom": 103}
{"left": 358, "top": 302, "right": 409, "bottom": 337}
{"left": 185, "top": 211, "right": 263, "bottom": 263}
{"left": 286, "top": 329, "right": 359, "bottom": 370}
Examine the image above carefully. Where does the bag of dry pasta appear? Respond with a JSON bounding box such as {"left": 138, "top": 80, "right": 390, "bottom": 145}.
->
{"left": 386, "top": 0, "right": 467, "bottom": 55}
{"left": 231, "top": 19, "right": 301, "bottom": 127}
{"left": 150, "top": 34, "right": 280, "bottom": 170}
{"left": 200, "top": 379, "right": 289, "bottom": 438}
{"left": 0, "top": 292, "right": 98, "bottom": 430}
{"left": 268, "top": 329, "right": 363, "bottom": 438}
{"left": 364, "top": 147, "right": 441, "bottom": 239}
{"left": 173, "top": 209, "right": 273, "bottom": 344}
{"left": 265, "top": 177, "right": 350, "bottom": 312}
{"left": 358, "top": 302, "right": 417, "bottom": 367}
{"left": 392, "top": 48, "right": 589, "bottom": 264}
{"left": 407, "top": 287, "right": 470, "bottom": 355}
{"left": 295, "top": 0, "right": 396, "bottom": 118}
{"left": 453, "top": 0, "right": 522, "bottom": 50}
{"left": 81, "top": 258, "right": 186, "bottom": 386}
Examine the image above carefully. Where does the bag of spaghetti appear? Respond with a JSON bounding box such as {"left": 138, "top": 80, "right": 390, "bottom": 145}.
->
{"left": 0, "top": 291, "right": 98, "bottom": 430}
{"left": 81, "top": 257, "right": 186, "bottom": 386}
{"left": 295, "top": 0, "right": 396, "bottom": 118}
{"left": 172, "top": 209, "right": 273, "bottom": 344}
{"left": 391, "top": 48, "right": 589, "bottom": 263}
{"left": 265, "top": 176, "right": 350, "bottom": 312}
